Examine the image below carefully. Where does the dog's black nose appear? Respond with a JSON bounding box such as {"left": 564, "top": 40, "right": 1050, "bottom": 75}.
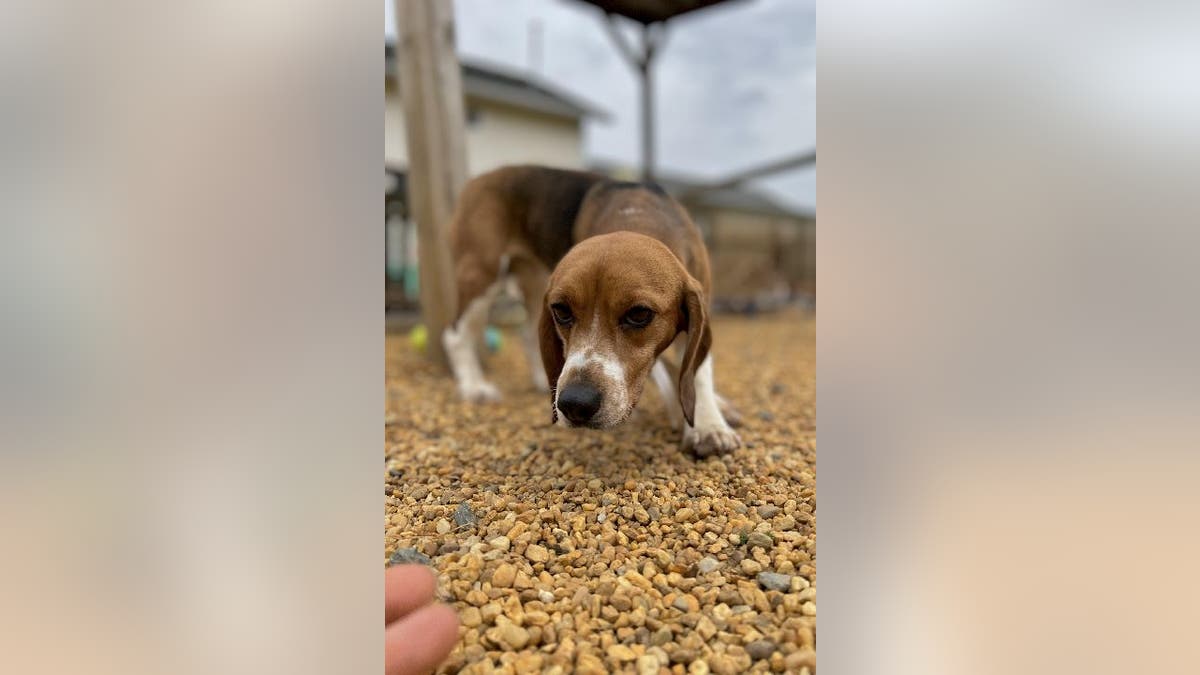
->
{"left": 558, "top": 382, "right": 602, "bottom": 425}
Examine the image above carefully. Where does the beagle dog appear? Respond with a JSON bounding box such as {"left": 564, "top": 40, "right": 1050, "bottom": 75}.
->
{"left": 441, "top": 165, "right": 741, "bottom": 456}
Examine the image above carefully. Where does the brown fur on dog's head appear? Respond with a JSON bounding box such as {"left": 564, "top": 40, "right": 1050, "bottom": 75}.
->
{"left": 539, "top": 231, "right": 710, "bottom": 428}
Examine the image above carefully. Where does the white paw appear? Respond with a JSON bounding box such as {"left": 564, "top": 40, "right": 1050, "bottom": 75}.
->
{"left": 459, "top": 380, "right": 501, "bottom": 403}
{"left": 682, "top": 423, "right": 742, "bottom": 458}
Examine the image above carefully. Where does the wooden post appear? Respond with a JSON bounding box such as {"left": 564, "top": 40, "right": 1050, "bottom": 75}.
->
{"left": 395, "top": 0, "right": 468, "bottom": 368}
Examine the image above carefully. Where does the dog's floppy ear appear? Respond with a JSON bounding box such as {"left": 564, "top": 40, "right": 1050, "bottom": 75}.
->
{"left": 677, "top": 277, "right": 712, "bottom": 427}
{"left": 538, "top": 295, "right": 565, "bottom": 423}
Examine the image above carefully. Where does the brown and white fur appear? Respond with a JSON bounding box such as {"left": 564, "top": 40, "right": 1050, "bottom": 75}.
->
{"left": 442, "top": 165, "right": 741, "bottom": 456}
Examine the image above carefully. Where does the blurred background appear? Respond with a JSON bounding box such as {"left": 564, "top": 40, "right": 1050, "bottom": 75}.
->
{"left": 384, "top": 0, "right": 815, "bottom": 326}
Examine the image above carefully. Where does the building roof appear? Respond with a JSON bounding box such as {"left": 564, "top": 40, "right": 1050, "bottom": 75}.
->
{"left": 569, "top": 0, "right": 745, "bottom": 25}
{"left": 591, "top": 161, "right": 814, "bottom": 220}
{"left": 385, "top": 43, "right": 608, "bottom": 122}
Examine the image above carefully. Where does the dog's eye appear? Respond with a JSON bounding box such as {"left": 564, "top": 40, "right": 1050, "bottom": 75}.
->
{"left": 550, "top": 303, "right": 574, "bottom": 326}
{"left": 621, "top": 306, "right": 654, "bottom": 328}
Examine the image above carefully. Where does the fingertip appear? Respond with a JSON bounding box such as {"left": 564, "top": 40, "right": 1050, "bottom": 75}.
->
{"left": 423, "top": 602, "right": 461, "bottom": 636}
{"left": 384, "top": 564, "right": 438, "bottom": 623}
{"left": 384, "top": 602, "right": 462, "bottom": 675}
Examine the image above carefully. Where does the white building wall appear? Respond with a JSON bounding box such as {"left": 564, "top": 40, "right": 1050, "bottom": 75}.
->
{"left": 384, "top": 84, "right": 583, "bottom": 174}
{"left": 463, "top": 101, "right": 583, "bottom": 173}
{"left": 384, "top": 80, "right": 408, "bottom": 167}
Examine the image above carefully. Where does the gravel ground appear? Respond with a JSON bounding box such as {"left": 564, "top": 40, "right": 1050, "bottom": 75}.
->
{"left": 385, "top": 310, "right": 815, "bottom": 674}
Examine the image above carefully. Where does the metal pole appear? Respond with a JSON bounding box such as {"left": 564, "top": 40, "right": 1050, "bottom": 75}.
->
{"left": 640, "top": 23, "right": 655, "bottom": 182}
{"left": 601, "top": 15, "right": 664, "bottom": 183}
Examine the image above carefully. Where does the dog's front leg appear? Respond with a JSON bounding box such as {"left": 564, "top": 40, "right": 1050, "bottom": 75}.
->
{"left": 651, "top": 358, "right": 684, "bottom": 429}
{"left": 681, "top": 355, "right": 741, "bottom": 457}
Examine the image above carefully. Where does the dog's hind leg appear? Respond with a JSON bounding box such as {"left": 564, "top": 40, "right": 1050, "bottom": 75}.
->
{"left": 511, "top": 254, "right": 551, "bottom": 392}
{"left": 443, "top": 253, "right": 505, "bottom": 403}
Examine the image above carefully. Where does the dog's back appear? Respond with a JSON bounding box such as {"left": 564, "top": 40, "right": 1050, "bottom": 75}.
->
{"left": 450, "top": 165, "right": 608, "bottom": 271}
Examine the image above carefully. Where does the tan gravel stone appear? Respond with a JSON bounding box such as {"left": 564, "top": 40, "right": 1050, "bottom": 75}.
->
{"left": 486, "top": 618, "right": 530, "bottom": 649}
{"left": 461, "top": 606, "right": 482, "bottom": 628}
{"left": 636, "top": 654, "right": 659, "bottom": 675}
{"left": 513, "top": 653, "right": 543, "bottom": 672}
{"left": 385, "top": 312, "right": 815, "bottom": 675}
{"left": 785, "top": 648, "right": 816, "bottom": 671}
{"left": 525, "top": 544, "right": 550, "bottom": 563}
{"left": 576, "top": 652, "right": 605, "bottom": 675}
{"left": 491, "top": 563, "right": 516, "bottom": 588}
{"left": 480, "top": 603, "right": 501, "bottom": 624}
{"left": 607, "top": 644, "right": 637, "bottom": 662}
{"left": 673, "top": 594, "right": 700, "bottom": 613}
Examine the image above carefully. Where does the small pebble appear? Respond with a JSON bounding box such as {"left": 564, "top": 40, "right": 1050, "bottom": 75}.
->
{"left": 607, "top": 644, "right": 637, "bottom": 662}
{"left": 387, "top": 547, "right": 431, "bottom": 566}
{"left": 757, "top": 571, "right": 792, "bottom": 592}
{"left": 673, "top": 594, "right": 699, "bottom": 613}
{"left": 786, "top": 648, "right": 816, "bottom": 671}
{"left": 746, "top": 531, "right": 774, "bottom": 549}
{"left": 710, "top": 654, "right": 738, "bottom": 675}
{"left": 577, "top": 653, "right": 605, "bottom": 674}
{"left": 525, "top": 544, "right": 550, "bottom": 563}
{"left": 460, "top": 606, "right": 482, "bottom": 628}
{"left": 746, "top": 640, "right": 776, "bottom": 660}
{"left": 480, "top": 602, "right": 501, "bottom": 623}
{"left": 757, "top": 504, "right": 780, "bottom": 518}
{"left": 492, "top": 563, "right": 516, "bottom": 588}
{"left": 671, "top": 648, "right": 698, "bottom": 665}
{"left": 453, "top": 502, "right": 478, "bottom": 528}
{"left": 697, "top": 557, "right": 720, "bottom": 574}
{"left": 487, "top": 620, "right": 530, "bottom": 649}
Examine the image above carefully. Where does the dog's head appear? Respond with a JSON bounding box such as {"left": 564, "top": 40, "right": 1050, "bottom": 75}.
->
{"left": 538, "top": 231, "right": 711, "bottom": 429}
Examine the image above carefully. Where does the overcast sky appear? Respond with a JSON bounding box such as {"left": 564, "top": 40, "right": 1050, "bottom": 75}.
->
{"left": 386, "top": 0, "right": 815, "bottom": 210}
